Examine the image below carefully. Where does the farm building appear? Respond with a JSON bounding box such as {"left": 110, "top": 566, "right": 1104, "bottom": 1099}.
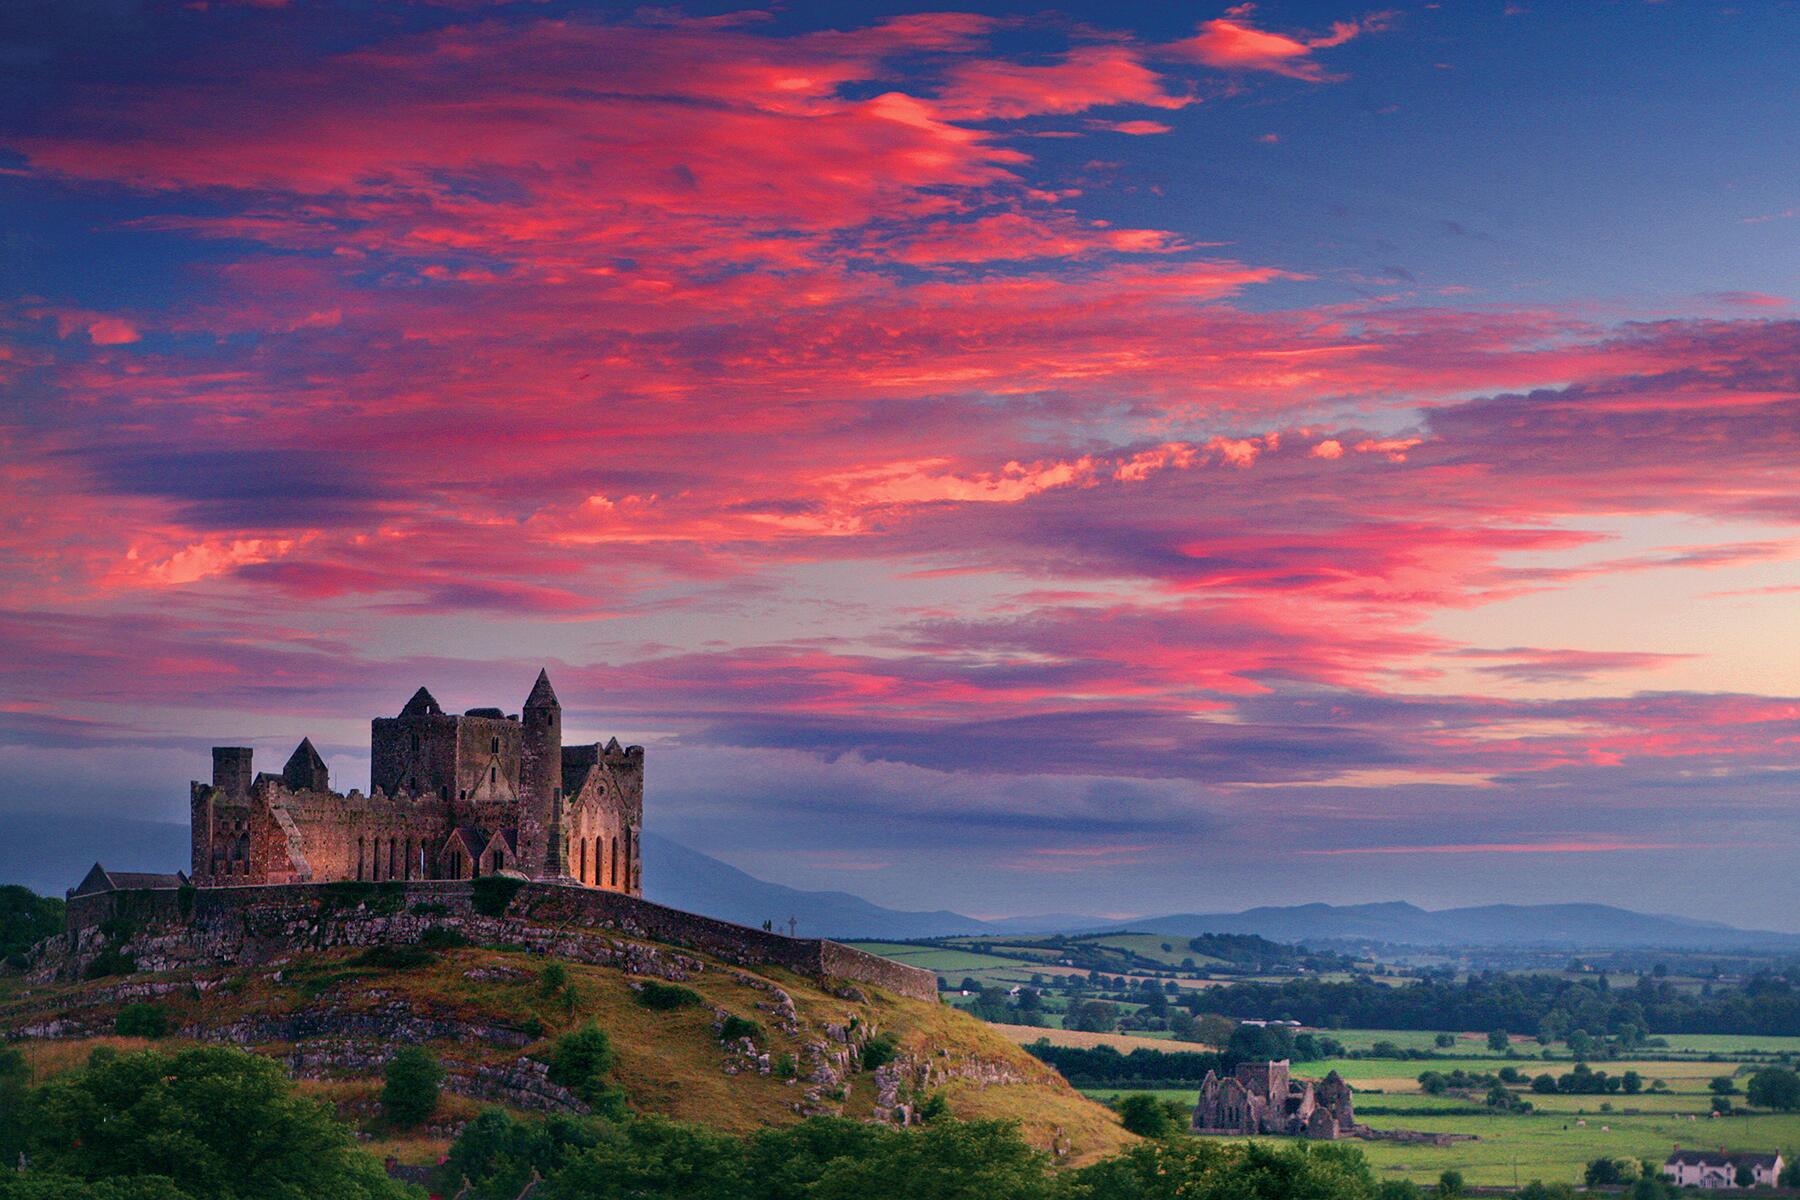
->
{"left": 1663, "top": 1150, "right": 1783, "bottom": 1189}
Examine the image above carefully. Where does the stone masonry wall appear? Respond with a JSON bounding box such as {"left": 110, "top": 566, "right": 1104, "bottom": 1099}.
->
{"left": 50, "top": 880, "right": 938, "bottom": 1002}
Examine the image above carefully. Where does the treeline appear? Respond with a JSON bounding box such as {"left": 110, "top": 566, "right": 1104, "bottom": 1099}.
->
{"left": 1191, "top": 971, "right": 1800, "bottom": 1037}
{"left": 1027, "top": 1043, "right": 1229, "bottom": 1087}
{"left": 1024, "top": 1024, "right": 1342, "bottom": 1087}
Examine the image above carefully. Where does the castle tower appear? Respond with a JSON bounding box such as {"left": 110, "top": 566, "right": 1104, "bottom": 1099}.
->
{"left": 517, "top": 669, "right": 566, "bottom": 877}
{"left": 282, "top": 738, "right": 330, "bottom": 792}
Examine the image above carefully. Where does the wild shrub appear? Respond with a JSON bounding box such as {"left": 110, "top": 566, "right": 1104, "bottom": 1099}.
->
{"left": 418, "top": 925, "right": 469, "bottom": 948}
{"left": 382, "top": 1046, "right": 443, "bottom": 1128}
{"left": 114, "top": 1004, "right": 169, "bottom": 1039}
{"left": 547, "top": 1025, "right": 620, "bottom": 1109}
{"left": 634, "top": 982, "right": 702, "bottom": 1011}
{"left": 355, "top": 944, "right": 438, "bottom": 970}
{"left": 719, "top": 1015, "right": 762, "bottom": 1045}
{"left": 471, "top": 876, "right": 525, "bottom": 917}
{"left": 859, "top": 1032, "right": 899, "bottom": 1071}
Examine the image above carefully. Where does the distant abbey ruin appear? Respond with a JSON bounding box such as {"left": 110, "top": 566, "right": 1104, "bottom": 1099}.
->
{"left": 190, "top": 670, "right": 641, "bottom": 890}
{"left": 1194, "top": 1059, "right": 1358, "bottom": 1139}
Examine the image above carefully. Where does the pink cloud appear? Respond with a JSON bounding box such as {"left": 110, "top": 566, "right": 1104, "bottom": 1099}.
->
{"left": 86, "top": 318, "right": 141, "bottom": 346}
{"left": 1165, "top": 8, "right": 1391, "bottom": 82}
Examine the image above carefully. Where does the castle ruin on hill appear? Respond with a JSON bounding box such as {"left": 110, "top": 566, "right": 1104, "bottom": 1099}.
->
{"left": 191, "top": 669, "right": 641, "bottom": 890}
{"left": 52, "top": 669, "right": 937, "bottom": 1002}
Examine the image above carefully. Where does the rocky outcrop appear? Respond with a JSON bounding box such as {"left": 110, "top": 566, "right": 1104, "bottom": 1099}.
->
{"left": 41, "top": 878, "right": 936, "bottom": 1000}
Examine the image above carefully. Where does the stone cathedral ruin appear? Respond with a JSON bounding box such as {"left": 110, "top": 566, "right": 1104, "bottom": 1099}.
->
{"left": 189, "top": 669, "right": 641, "bottom": 890}
{"left": 51, "top": 669, "right": 937, "bottom": 1001}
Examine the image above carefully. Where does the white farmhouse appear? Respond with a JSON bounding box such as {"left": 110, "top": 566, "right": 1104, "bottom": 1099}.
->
{"left": 1663, "top": 1150, "right": 1783, "bottom": 1189}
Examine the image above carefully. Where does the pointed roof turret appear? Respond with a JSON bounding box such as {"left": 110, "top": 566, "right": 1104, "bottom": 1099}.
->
{"left": 283, "top": 737, "right": 330, "bottom": 791}
{"left": 524, "top": 668, "right": 560, "bottom": 710}
{"left": 284, "top": 737, "right": 325, "bottom": 773}
{"left": 400, "top": 686, "right": 442, "bottom": 717}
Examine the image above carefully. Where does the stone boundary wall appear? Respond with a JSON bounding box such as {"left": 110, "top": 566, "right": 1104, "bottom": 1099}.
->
{"left": 54, "top": 879, "right": 937, "bottom": 1002}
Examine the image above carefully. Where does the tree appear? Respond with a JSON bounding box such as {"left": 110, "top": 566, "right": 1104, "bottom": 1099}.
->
{"left": 1586, "top": 1158, "right": 1632, "bottom": 1186}
{"left": 20, "top": 1046, "right": 411, "bottom": 1199}
{"left": 548, "top": 1024, "right": 619, "bottom": 1107}
{"left": 0, "top": 884, "right": 64, "bottom": 963}
{"left": 1531, "top": 1073, "right": 1559, "bottom": 1094}
{"left": 1228, "top": 1023, "right": 1295, "bottom": 1060}
{"left": 1116, "top": 1094, "right": 1175, "bottom": 1138}
{"left": 382, "top": 1046, "right": 443, "bottom": 1127}
{"left": 1487, "top": 1030, "right": 1510, "bottom": 1053}
{"left": 1418, "top": 1071, "right": 1447, "bottom": 1095}
{"left": 1434, "top": 1033, "right": 1456, "bottom": 1049}
{"left": 1711, "top": 1094, "right": 1733, "bottom": 1115}
{"left": 1621, "top": 1070, "right": 1643, "bottom": 1095}
{"left": 114, "top": 1004, "right": 169, "bottom": 1039}
{"left": 0, "top": 1046, "right": 28, "bottom": 1169}
{"left": 1439, "top": 1168, "right": 1465, "bottom": 1198}
{"left": 1566, "top": 1029, "right": 1596, "bottom": 1057}
{"left": 1736, "top": 1165, "right": 1758, "bottom": 1189}
{"left": 789, "top": 1119, "right": 1053, "bottom": 1200}
{"left": 535, "top": 1115, "right": 748, "bottom": 1200}
{"left": 1747, "top": 1067, "right": 1800, "bottom": 1111}
{"left": 1710, "top": 1075, "right": 1740, "bottom": 1095}
{"left": 1070, "top": 1001, "right": 1122, "bottom": 1034}
{"left": 437, "top": 1109, "right": 601, "bottom": 1200}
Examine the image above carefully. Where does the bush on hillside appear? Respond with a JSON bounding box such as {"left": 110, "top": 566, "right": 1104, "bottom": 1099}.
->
{"left": 355, "top": 944, "right": 437, "bottom": 970}
{"left": 15, "top": 1046, "right": 412, "bottom": 1199}
{"left": 114, "top": 1004, "right": 169, "bottom": 1039}
{"left": 860, "top": 1032, "right": 899, "bottom": 1071}
{"left": 548, "top": 1025, "right": 621, "bottom": 1111}
{"left": 471, "top": 876, "right": 525, "bottom": 917}
{"left": 719, "top": 1015, "right": 762, "bottom": 1045}
{"left": 382, "top": 1046, "right": 443, "bottom": 1128}
{"left": 634, "top": 981, "right": 703, "bottom": 1011}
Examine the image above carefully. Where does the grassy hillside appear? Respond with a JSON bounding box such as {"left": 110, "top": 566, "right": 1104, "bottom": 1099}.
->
{"left": 0, "top": 933, "right": 1133, "bottom": 1169}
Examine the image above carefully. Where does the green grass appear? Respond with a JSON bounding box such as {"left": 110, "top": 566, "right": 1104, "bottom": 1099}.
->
{"left": 1081, "top": 1081, "right": 1800, "bottom": 1186}
{"left": 1083, "top": 1045, "right": 1800, "bottom": 1188}
{"left": 1074, "top": 934, "right": 1220, "bottom": 967}
{"left": 843, "top": 942, "right": 1035, "bottom": 974}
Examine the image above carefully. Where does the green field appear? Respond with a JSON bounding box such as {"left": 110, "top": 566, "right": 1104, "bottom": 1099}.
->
{"left": 843, "top": 942, "right": 1029, "bottom": 974}
{"left": 1082, "top": 1083, "right": 1800, "bottom": 1186}
{"left": 1081, "top": 1045, "right": 1800, "bottom": 1187}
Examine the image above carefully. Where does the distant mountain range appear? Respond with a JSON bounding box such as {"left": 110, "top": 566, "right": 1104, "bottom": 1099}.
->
{"left": 643, "top": 837, "right": 1800, "bottom": 950}
{"left": 1123, "top": 902, "right": 1800, "bottom": 951}
{"left": 6, "top": 814, "right": 1795, "bottom": 951}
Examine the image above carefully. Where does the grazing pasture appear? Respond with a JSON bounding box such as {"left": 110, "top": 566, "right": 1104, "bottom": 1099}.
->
{"left": 1082, "top": 1044, "right": 1800, "bottom": 1187}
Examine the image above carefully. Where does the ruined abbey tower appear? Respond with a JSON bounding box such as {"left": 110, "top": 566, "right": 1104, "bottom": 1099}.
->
{"left": 189, "top": 670, "right": 642, "bottom": 892}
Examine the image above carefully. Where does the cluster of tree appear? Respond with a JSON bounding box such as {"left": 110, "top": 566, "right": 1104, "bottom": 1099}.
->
{"left": 0, "top": 885, "right": 63, "bottom": 968}
{"left": 1183, "top": 932, "right": 1350, "bottom": 971}
{"left": 436, "top": 1105, "right": 1408, "bottom": 1200}
{"left": 1191, "top": 970, "right": 1800, "bottom": 1037}
{"left": 0, "top": 1045, "right": 415, "bottom": 1199}
{"left": 1025, "top": 1042, "right": 1229, "bottom": 1088}
{"left": 1528, "top": 1063, "right": 1644, "bottom": 1096}
{"left": 1416, "top": 1069, "right": 1533, "bottom": 1113}
{"left": 1023, "top": 1024, "right": 1343, "bottom": 1088}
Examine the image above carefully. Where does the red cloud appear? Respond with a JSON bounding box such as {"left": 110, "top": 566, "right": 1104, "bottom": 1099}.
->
{"left": 1165, "top": 8, "right": 1391, "bottom": 82}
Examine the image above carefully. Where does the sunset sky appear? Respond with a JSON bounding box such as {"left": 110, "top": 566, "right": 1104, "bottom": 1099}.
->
{"left": 2, "top": 0, "right": 1797, "bottom": 924}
